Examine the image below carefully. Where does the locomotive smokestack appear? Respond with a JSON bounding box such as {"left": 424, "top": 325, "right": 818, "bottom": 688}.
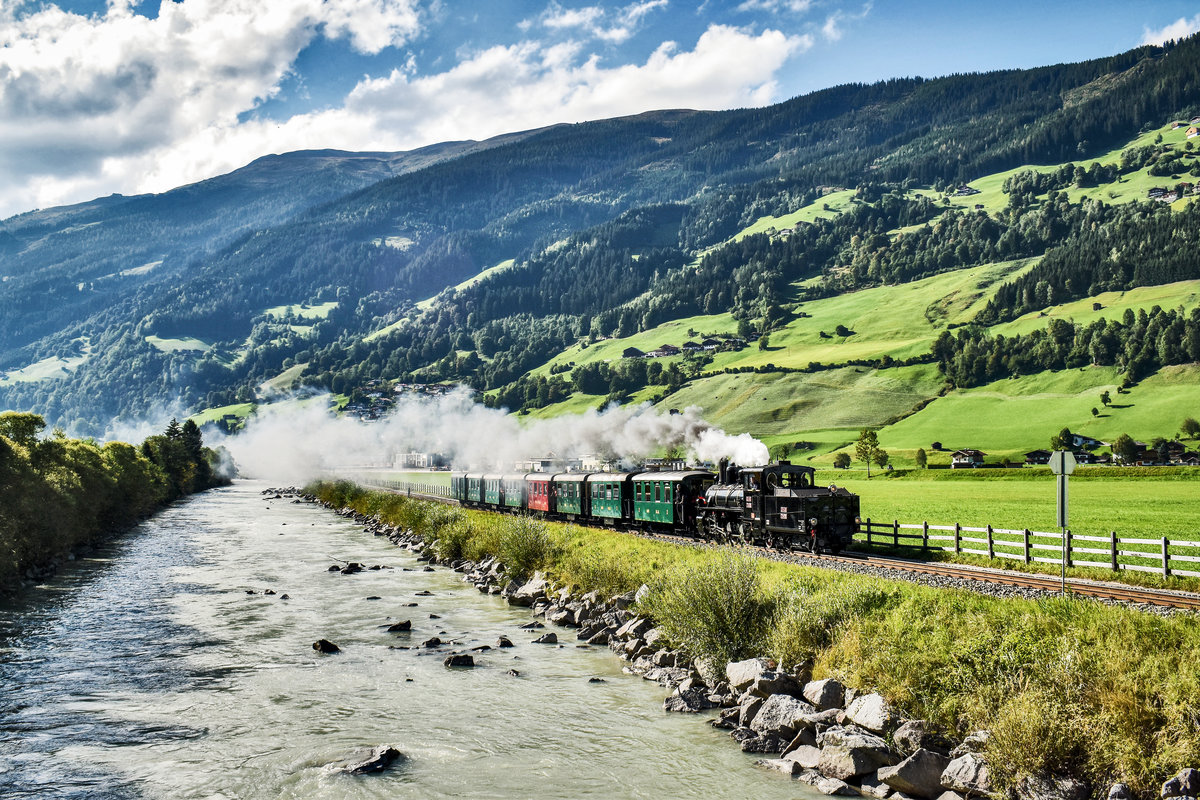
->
{"left": 719, "top": 457, "right": 729, "bottom": 484}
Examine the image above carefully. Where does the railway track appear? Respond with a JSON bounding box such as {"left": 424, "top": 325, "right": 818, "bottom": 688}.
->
{"left": 389, "top": 487, "right": 1200, "bottom": 612}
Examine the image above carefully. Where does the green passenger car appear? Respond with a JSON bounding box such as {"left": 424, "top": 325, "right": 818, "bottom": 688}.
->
{"left": 586, "top": 473, "right": 631, "bottom": 521}
{"left": 483, "top": 474, "right": 502, "bottom": 506}
{"left": 502, "top": 473, "right": 527, "bottom": 509}
{"left": 632, "top": 470, "right": 714, "bottom": 529}
{"left": 553, "top": 473, "right": 589, "bottom": 516}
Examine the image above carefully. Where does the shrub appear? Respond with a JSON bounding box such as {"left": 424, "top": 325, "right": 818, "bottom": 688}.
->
{"left": 498, "top": 515, "right": 555, "bottom": 582}
{"left": 640, "top": 550, "right": 772, "bottom": 673}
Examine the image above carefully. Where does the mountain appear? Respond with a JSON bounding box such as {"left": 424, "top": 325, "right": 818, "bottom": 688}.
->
{"left": 2, "top": 34, "right": 1200, "bottom": 442}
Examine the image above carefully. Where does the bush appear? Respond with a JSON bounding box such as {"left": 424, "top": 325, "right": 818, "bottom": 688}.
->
{"left": 498, "top": 515, "right": 555, "bottom": 582}
{"left": 640, "top": 550, "right": 772, "bottom": 673}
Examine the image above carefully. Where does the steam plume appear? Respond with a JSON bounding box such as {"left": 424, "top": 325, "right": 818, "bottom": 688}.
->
{"left": 223, "top": 387, "right": 768, "bottom": 482}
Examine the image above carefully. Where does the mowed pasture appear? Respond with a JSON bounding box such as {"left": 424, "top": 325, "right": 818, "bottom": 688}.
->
{"left": 861, "top": 363, "right": 1200, "bottom": 466}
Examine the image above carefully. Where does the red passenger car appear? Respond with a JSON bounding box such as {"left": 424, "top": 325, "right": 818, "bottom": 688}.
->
{"left": 526, "top": 472, "right": 555, "bottom": 514}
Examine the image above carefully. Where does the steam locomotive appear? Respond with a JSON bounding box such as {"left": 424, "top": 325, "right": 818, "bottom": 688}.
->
{"left": 449, "top": 459, "right": 860, "bottom": 553}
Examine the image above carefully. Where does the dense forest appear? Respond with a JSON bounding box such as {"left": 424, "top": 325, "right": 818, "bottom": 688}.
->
{"left": 3, "top": 34, "right": 1200, "bottom": 431}
{"left": 0, "top": 413, "right": 230, "bottom": 589}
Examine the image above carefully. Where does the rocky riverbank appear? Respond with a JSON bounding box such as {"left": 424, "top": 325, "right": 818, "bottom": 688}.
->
{"left": 288, "top": 487, "right": 1199, "bottom": 800}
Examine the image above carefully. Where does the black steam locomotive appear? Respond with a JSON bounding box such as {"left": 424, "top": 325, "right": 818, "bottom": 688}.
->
{"left": 450, "top": 459, "right": 860, "bottom": 553}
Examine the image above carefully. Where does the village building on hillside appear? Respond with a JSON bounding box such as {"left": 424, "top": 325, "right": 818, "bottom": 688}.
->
{"left": 951, "top": 449, "right": 986, "bottom": 468}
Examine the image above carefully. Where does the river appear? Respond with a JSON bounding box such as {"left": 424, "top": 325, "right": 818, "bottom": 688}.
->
{"left": 0, "top": 481, "right": 818, "bottom": 799}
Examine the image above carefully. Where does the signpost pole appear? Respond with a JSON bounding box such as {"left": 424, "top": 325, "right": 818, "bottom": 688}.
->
{"left": 1049, "top": 450, "right": 1076, "bottom": 596}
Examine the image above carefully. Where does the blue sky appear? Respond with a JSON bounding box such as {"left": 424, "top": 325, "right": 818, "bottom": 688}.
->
{"left": 0, "top": 0, "right": 1198, "bottom": 218}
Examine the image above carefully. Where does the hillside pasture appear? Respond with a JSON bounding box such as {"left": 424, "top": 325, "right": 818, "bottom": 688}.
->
{"left": 146, "top": 335, "right": 211, "bottom": 353}
{"left": 262, "top": 301, "right": 338, "bottom": 320}
{"left": 730, "top": 188, "right": 858, "bottom": 242}
{"left": 846, "top": 364, "right": 1200, "bottom": 466}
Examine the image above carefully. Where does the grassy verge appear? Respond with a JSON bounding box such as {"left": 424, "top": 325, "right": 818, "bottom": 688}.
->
{"left": 311, "top": 480, "right": 1200, "bottom": 794}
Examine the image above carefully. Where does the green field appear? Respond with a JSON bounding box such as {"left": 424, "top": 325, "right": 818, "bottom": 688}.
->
{"left": 730, "top": 189, "right": 858, "bottom": 242}
{"left": 262, "top": 301, "right": 338, "bottom": 320}
{"left": 992, "top": 279, "right": 1200, "bottom": 337}
{"left": 0, "top": 338, "right": 93, "bottom": 385}
{"left": 188, "top": 402, "right": 256, "bottom": 426}
{"left": 847, "top": 364, "right": 1200, "bottom": 467}
{"left": 146, "top": 335, "right": 211, "bottom": 353}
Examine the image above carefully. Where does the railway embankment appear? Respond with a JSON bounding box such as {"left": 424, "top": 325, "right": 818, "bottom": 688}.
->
{"left": 301, "top": 480, "right": 1200, "bottom": 800}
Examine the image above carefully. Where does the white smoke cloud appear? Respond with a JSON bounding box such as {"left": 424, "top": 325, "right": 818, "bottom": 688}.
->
{"left": 222, "top": 387, "right": 768, "bottom": 482}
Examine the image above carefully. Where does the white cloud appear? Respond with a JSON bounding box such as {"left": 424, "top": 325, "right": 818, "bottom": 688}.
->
{"left": 0, "top": 9, "right": 805, "bottom": 219}
{"left": 736, "top": 0, "right": 812, "bottom": 13}
{"left": 534, "top": 0, "right": 668, "bottom": 44}
{"left": 1140, "top": 14, "right": 1200, "bottom": 46}
{"left": 0, "top": 0, "right": 421, "bottom": 217}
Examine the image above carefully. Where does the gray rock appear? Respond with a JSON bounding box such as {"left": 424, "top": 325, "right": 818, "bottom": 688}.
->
{"left": 949, "top": 731, "right": 990, "bottom": 758}
{"left": 878, "top": 748, "right": 952, "bottom": 799}
{"left": 817, "top": 725, "right": 899, "bottom": 780}
{"left": 1164, "top": 770, "right": 1200, "bottom": 799}
{"left": 857, "top": 774, "right": 893, "bottom": 799}
{"left": 386, "top": 620, "right": 412, "bottom": 632}
{"left": 443, "top": 654, "right": 475, "bottom": 668}
{"left": 803, "top": 677, "right": 847, "bottom": 710}
{"left": 893, "top": 720, "right": 951, "bottom": 757}
{"left": 935, "top": 792, "right": 965, "bottom": 800}
{"left": 783, "top": 727, "right": 818, "bottom": 752}
{"left": 496, "top": 636, "right": 514, "bottom": 648}
{"left": 783, "top": 744, "right": 822, "bottom": 769}
{"left": 1108, "top": 784, "right": 1134, "bottom": 800}
{"left": 757, "top": 758, "right": 804, "bottom": 776}
{"left": 711, "top": 707, "right": 741, "bottom": 730}
{"left": 335, "top": 745, "right": 405, "bottom": 775}
{"left": 726, "top": 657, "right": 773, "bottom": 693}
{"left": 313, "top": 639, "right": 340, "bottom": 653}
{"left": 614, "top": 617, "right": 653, "bottom": 641}
{"left": 532, "top": 632, "right": 558, "bottom": 644}
{"left": 664, "top": 686, "right": 718, "bottom": 713}
{"left": 643, "top": 628, "right": 664, "bottom": 648}
{"left": 510, "top": 573, "right": 550, "bottom": 606}
{"left": 546, "top": 607, "right": 576, "bottom": 626}
{"left": 1014, "top": 775, "right": 1089, "bottom": 800}
{"left": 739, "top": 733, "right": 790, "bottom": 754}
{"left": 738, "top": 695, "right": 764, "bottom": 728}
{"left": 940, "top": 753, "right": 992, "bottom": 797}
{"left": 751, "top": 670, "right": 804, "bottom": 698}
{"left": 633, "top": 583, "right": 651, "bottom": 605}
{"left": 750, "top": 693, "right": 819, "bottom": 738}
{"left": 846, "top": 692, "right": 897, "bottom": 733}
{"left": 800, "top": 707, "right": 842, "bottom": 730}
{"left": 612, "top": 589, "right": 637, "bottom": 610}
{"left": 643, "top": 666, "right": 689, "bottom": 686}
{"left": 816, "top": 775, "right": 862, "bottom": 796}
{"left": 586, "top": 630, "right": 610, "bottom": 646}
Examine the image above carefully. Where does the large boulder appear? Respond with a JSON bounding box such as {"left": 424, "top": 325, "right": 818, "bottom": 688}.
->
{"left": 878, "top": 748, "right": 952, "bottom": 799}
{"left": 726, "top": 658, "right": 773, "bottom": 693}
{"left": 509, "top": 573, "right": 550, "bottom": 606}
{"left": 941, "top": 753, "right": 993, "bottom": 797}
{"left": 803, "top": 678, "right": 846, "bottom": 711}
{"left": 893, "top": 720, "right": 952, "bottom": 757}
{"left": 756, "top": 758, "right": 804, "bottom": 776}
{"left": 1163, "top": 770, "right": 1200, "bottom": 799}
{"left": 1013, "top": 775, "right": 1089, "bottom": 800}
{"left": 664, "top": 686, "right": 718, "bottom": 713}
{"left": 817, "top": 725, "right": 899, "bottom": 780}
{"left": 333, "top": 745, "right": 406, "bottom": 775}
{"left": 750, "top": 694, "right": 818, "bottom": 738}
{"left": 845, "top": 692, "right": 896, "bottom": 733}
{"left": 751, "top": 670, "right": 804, "bottom": 699}
{"left": 443, "top": 654, "right": 475, "bottom": 668}
{"left": 783, "top": 744, "right": 823, "bottom": 769}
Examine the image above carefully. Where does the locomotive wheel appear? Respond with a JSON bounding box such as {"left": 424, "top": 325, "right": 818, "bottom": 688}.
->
{"left": 704, "top": 515, "right": 721, "bottom": 542}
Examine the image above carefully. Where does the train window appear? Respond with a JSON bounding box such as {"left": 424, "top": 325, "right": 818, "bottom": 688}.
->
{"left": 665, "top": 484, "right": 673, "bottom": 502}
{"left": 653, "top": 483, "right": 660, "bottom": 501}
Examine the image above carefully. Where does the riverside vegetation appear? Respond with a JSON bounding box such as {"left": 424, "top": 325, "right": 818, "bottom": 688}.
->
{"left": 310, "top": 480, "right": 1200, "bottom": 799}
{"left": 0, "top": 411, "right": 230, "bottom": 589}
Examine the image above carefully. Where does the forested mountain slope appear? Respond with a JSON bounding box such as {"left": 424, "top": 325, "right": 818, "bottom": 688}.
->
{"left": 2, "top": 34, "right": 1200, "bottom": 436}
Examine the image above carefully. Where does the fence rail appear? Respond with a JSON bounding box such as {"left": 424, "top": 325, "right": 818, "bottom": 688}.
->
{"left": 859, "top": 518, "right": 1200, "bottom": 579}
{"left": 346, "top": 475, "right": 1197, "bottom": 580}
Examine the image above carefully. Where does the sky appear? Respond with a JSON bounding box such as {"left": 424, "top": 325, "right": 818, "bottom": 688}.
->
{"left": 1, "top": 0, "right": 1199, "bottom": 220}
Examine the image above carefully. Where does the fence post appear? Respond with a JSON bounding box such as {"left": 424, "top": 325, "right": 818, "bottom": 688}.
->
{"left": 893, "top": 519, "right": 899, "bottom": 548}
{"left": 954, "top": 522, "right": 961, "bottom": 554}
{"left": 922, "top": 521, "right": 929, "bottom": 549}
{"left": 1162, "top": 537, "right": 1170, "bottom": 579}
{"left": 1023, "top": 529, "right": 1030, "bottom": 564}
{"left": 987, "top": 524, "right": 994, "bottom": 560}
{"left": 1065, "top": 529, "right": 1072, "bottom": 568}
{"left": 1110, "top": 531, "right": 1118, "bottom": 571}
{"left": 866, "top": 518, "right": 872, "bottom": 546}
